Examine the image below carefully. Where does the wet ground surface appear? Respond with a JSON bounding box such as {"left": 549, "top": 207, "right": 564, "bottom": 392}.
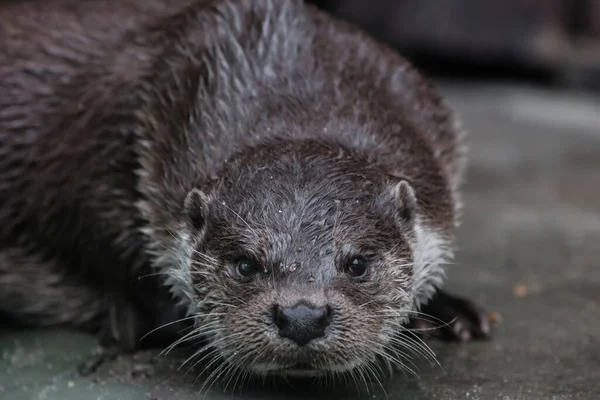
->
{"left": 1, "top": 82, "right": 599, "bottom": 400}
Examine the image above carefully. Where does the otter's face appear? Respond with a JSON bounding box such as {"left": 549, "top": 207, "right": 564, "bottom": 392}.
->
{"left": 178, "top": 153, "right": 424, "bottom": 379}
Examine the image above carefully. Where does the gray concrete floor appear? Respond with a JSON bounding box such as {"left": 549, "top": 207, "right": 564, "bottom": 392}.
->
{"left": 1, "top": 82, "right": 599, "bottom": 400}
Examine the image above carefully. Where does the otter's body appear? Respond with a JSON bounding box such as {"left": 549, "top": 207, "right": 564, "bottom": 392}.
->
{"left": 0, "top": 0, "right": 487, "bottom": 379}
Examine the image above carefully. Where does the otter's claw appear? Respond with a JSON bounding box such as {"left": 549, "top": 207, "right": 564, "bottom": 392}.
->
{"left": 408, "top": 289, "right": 491, "bottom": 342}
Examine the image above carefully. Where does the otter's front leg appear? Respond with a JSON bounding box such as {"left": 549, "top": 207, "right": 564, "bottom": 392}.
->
{"left": 0, "top": 246, "right": 105, "bottom": 330}
{"left": 0, "top": 246, "right": 175, "bottom": 351}
{"left": 409, "top": 289, "right": 491, "bottom": 342}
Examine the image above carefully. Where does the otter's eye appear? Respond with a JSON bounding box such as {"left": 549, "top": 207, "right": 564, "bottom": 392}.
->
{"left": 345, "top": 257, "right": 367, "bottom": 278}
{"left": 235, "top": 257, "right": 261, "bottom": 279}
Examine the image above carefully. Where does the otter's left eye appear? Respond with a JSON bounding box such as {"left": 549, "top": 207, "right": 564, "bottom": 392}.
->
{"left": 235, "top": 257, "right": 261, "bottom": 279}
{"left": 345, "top": 257, "right": 367, "bottom": 278}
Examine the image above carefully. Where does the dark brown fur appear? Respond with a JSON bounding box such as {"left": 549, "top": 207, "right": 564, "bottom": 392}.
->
{"left": 0, "top": 0, "right": 486, "bottom": 382}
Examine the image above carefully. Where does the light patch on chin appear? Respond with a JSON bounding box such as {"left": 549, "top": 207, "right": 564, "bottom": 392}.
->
{"left": 251, "top": 360, "right": 362, "bottom": 377}
{"left": 251, "top": 363, "right": 324, "bottom": 377}
{"left": 251, "top": 364, "right": 338, "bottom": 378}
{"left": 281, "top": 369, "right": 326, "bottom": 378}
{"left": 251, "top": 363, "right": 284, "bottom": 374}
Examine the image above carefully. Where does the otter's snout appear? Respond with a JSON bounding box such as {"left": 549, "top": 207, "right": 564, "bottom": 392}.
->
{"left": 272, "top": 301, "right": 332, "bottom": 346}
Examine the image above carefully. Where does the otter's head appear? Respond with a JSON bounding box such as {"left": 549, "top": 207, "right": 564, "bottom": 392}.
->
{"left": 173, "top": 140, "right": 446, "bottom": 379}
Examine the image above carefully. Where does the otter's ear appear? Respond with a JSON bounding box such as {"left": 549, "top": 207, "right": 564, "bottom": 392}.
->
{"left": 391, "top": 180, "right": 417, "bottom": 224}
{"left": 184, "top": 189, "right": 210, "bottom": 237}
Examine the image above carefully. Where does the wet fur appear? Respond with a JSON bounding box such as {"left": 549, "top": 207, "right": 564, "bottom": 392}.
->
{"left": 0, "top": 0, "right": 467, "bottom": 377}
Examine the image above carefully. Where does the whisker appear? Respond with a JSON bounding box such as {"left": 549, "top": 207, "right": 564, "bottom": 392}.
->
{"left": 139, "top": 315, "right": 200, "bottom": 342}
{"left": 184, "top": 332, "right": 247, "bottom": 373}
{"left": 160, "top": 320, "right": 222, "bottom": 356}
{"left": 378, "top": 344, "right": 421, "bottom": 379}
{"left": 364, "top": 359, "right": 387, "bottom": 398}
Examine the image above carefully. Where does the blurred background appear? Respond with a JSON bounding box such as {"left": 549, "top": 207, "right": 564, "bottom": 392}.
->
{"left": 307, "top": 0, "right": 600, "bottom": 91}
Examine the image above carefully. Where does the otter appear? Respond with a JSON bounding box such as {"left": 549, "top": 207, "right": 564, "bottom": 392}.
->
{"left": 0, "top": 0, "right": 490, "bottom": 381}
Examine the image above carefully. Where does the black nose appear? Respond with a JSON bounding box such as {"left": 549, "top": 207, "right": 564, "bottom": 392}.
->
{"left": 273, "top": 302, "right": 332, "bottom": 346}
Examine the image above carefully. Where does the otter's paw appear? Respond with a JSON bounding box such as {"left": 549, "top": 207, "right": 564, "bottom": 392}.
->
{"left": 77, "top": 345, "right": 121, "bottom": 376}
{"left": 408, "top": 289, "right": 491, "bottom": 342}
{"left": 94, "top": 293, "right": 154, "bottom": 352}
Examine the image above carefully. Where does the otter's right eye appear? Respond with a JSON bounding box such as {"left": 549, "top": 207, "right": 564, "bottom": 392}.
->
{"left": 235, "top": 257, "right": 261, "bottom": 279}
{"left": 345, "top": 257, "right": 368, "bottom": 278}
